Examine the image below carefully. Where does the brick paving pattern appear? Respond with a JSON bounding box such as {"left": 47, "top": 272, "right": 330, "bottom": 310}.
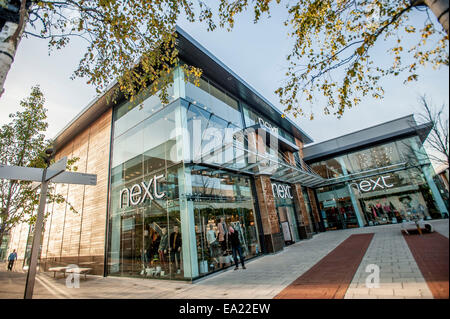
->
{"left": 274, "top": 234, "right": 374, "bottom": 299}
{"left": 403, "top": 232, "right": 449, "bottom": 299}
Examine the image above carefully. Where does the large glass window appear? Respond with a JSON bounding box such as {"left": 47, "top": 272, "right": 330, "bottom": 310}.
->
{"left": 310, "top": 161, "right": 328, "bottom": 178}
{"left": 185, "top": 103, "right": 246, "bottom": 171}
{"left": 324, "top": 158, "right": 344, "bottom": 178}
{"left": 344, "top": 142, "right": 403, "bottom": 173}
{"left": 278, "top": 128, "right": 295, "bottom": 144}
{"left": 189, "top": 166, "right": 260, "bottom": 276}
{"left": 395, "top": 137, "right": 423, "bottom": 165}
{"left": 108, "top": 101, "right": 188, "bottom": 280}
{"left": 114, "top": 79, "right": 176, "bottom": 138}
{"left": 310, "top": 139, "right": 417, "bottom": 178}
{"left": 185, "top": 76, "right": 242, "bottom": 128}
{"left": 350, "top": 168, "right": 439, "bottom": 225}
{"left": 316, "top": 184, "right": 359, "bottom": 230}
{"left": 108, "top": 97, "right": 261, "bottom": 281}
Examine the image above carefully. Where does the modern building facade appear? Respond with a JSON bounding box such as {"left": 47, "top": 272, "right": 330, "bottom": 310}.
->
{"left": 7, "top": 27, "right": 324, "bottom": 280}
{"left": 5, "top": 28, "right": 448, "bottom": 281}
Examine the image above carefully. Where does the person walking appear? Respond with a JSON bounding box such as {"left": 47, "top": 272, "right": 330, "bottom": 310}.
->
{"left": 228, "top": 226, "right": 246, "bottom": 270}
{"left": 7, "top": 249, "right": 17, "bottom": 271}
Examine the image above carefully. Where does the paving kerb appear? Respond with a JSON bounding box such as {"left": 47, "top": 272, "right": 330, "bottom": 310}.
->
{"left": 0, "top": 219, "right": 447, "bottom": 299}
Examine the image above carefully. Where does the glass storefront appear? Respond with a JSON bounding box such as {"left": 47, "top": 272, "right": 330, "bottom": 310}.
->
{"left": 316, "top": 185, "right": 359, "bottom": 231}
{"left": 108, "top": 69, "right": 263, "bottom": 281}
{"left": 350, "top": 168, "right": 440, "bottom": 225}
{"left": 108, "top": 100, "right": 187, "bottom": 280}
{"left": 310, "top": 134, "right": 447, "bottom": 230}
{"left": 315, "top": 167, "right": 442, "bottom": 228}
{"left": 189, "top": 166, "right": 260, "bottom": 275}
{"left": 106, "top": 62, "right": 329, "bottom": 280}
{"left": 310, "top": 137, "right": 418, "bottom": 179}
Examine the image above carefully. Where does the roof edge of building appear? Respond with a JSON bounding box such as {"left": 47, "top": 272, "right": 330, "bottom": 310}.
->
{"left": 52, "top": 27, "right": 314, "bottom": 152}
{"left": 303, "top": 114, "right": 433, "bottom": 162}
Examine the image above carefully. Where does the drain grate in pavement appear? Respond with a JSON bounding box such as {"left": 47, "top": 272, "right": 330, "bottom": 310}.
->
{"left": 403, "top": 232, "right": 449, "bottom": 299}
{"left": 274, "top": 233, "right": 374, "bottom": 299}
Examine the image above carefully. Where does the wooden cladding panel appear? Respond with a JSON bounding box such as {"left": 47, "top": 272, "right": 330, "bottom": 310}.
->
{"left": 62, "top": 128, "right": 90, "bottom": 258}
{"left": 47, "top": 142, "right": 73, "bottom": 259}
{"left": 8, "top": 222, "right": 27, "bottom": 260}
{"left": 41, "top": 198, "right": 56, "bottom": 259}
{"left": 80, "top": 110, "right": 111, "bottom": 261}
{"left": 22, "top": 109, "right": 113, "bottom": 274}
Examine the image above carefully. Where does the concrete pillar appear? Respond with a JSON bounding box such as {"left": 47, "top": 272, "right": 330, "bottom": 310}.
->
{"left": 254, "top": 175, "right": 284, "bottom": 253}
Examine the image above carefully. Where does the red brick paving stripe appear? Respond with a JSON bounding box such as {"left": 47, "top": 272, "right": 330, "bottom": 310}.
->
{"left": 274, "top": 233, "right": 374, "bottom": 299}
{"left": 403, "top": 232, "right": 449, "bottom": 299}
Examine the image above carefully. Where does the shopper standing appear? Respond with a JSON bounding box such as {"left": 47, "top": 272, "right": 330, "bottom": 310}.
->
{"left": 228, "top": 226, "right": 246, "bottom": 270}
{"left": 7, "top": 249, "right": 17, "bottom": 271}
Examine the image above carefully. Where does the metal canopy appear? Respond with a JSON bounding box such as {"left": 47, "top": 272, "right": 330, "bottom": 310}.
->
{"left": 196, "top": 141, "right": 325, "bottom": 187}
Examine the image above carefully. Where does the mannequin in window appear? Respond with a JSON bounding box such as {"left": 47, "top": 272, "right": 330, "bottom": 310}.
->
{"left": 217, "top": 217, "right": 228, "bottom": 253}
{"left": 169, "top": 226, "right": 182, "bottom": 273}
{"left": 207, "top": 224, "right": 219, "bottom": 263}
{"left": 150, "top": 227, "right": 160, "bottom": 265}
{"left": 158, "top": 227, "right": 168, "bottom": 267}
{"left": 375, "top": 202, "right": 384, "bottom": 218}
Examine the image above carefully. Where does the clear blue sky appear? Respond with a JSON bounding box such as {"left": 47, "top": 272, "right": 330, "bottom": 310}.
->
{"left": 0, "top": 5, "right": 448, "bottom": 148}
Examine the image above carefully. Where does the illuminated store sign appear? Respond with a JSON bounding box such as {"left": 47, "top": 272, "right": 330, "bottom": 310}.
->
{"left": 120, "top": 174, "right": 165, "bottom": 208}
{"left": 350, "top": 175, "right": 395, "bottom": 193}
{"left": 258, "top": 118, "right": 278, "bottom": 134}
{"left": 272, "top": 183, "right": 294, "bottom": 199}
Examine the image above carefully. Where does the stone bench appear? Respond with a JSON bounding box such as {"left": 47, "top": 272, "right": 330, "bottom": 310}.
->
{"left": 48, "top": 266, "right": 91, "bottom": 280}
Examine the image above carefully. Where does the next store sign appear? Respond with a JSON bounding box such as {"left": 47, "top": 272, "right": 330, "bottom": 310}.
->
{"left": 272, "top": 183, "right": 294, "bottom": 199}
{"left": 350, "top": 175, "right": 395, "bottom": 193}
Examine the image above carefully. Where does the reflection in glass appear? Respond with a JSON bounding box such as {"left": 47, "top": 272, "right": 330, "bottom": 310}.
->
{"left": 108, "top": 102, "right": 188, "bottom": 280}
{"left": 185, "top": 76, "right": 242, "bottom": 128}
{"left": 189, "top": 166, "right": 260, "bottom": 275}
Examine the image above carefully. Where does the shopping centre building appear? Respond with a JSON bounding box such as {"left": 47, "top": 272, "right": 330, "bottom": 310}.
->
{"left": 5, "top": 27, "right": 448, "bottom": 281}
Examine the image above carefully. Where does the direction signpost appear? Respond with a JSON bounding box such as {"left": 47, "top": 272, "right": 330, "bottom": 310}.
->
{"left": 0, "top": 153, "right": 97, "bottom": 299}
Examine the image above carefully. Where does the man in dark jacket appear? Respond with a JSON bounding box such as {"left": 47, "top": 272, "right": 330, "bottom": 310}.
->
{"left": 228, "top": 226, "right": 246, "bottom": 270}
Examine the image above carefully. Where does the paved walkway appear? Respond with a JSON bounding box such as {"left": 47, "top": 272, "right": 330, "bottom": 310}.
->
{"left": 0, "top": 219, "right": 448, "bottom": 299}
{"left": 404, "top": 232, "right": 449, "bottom": 299}
{"left": 275, "top": 234, "right": 374, "bottom": 299}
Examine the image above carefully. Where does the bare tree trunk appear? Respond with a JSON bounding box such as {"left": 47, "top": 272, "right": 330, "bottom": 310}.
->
{"left": 0, "top": 0, "right": 28, "bottom": 98}
{"left": 424, "top": 0, "right": 449, "bottom": 34}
